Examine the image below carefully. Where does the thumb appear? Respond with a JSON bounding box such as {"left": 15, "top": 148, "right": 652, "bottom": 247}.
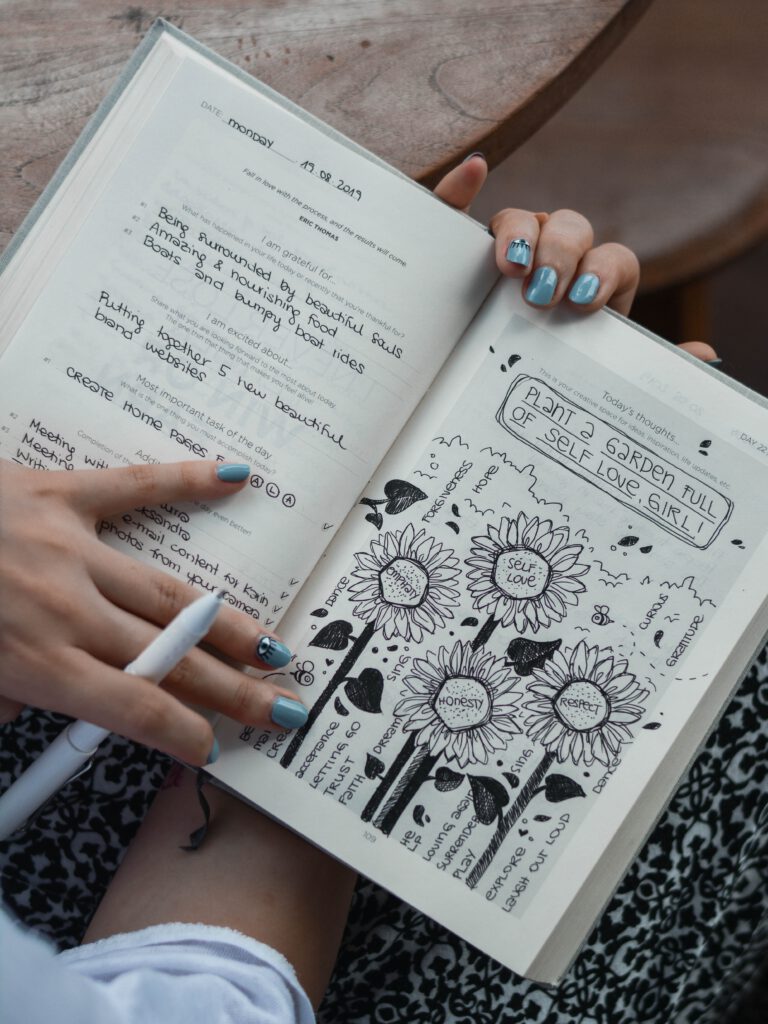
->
{"left": 66, "top": 460, "right": 251, "bottom": 518}
{"left": 677, "top": 341, "right": 719, "bottom": 363}
{"left": 432, "top": 154, "right": 488, "bottom": 213}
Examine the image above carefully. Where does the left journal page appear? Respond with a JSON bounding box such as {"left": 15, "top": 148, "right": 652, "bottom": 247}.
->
{"left": 0, "top": 23, "right": 496, "bottom": 617}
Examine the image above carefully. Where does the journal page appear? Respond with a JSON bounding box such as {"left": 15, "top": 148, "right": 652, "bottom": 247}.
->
{"left": 212, "top": 280, "right": 768, "bottom": 980}
{"left": 0, "top": 26, "right": 496, "bottom": 617}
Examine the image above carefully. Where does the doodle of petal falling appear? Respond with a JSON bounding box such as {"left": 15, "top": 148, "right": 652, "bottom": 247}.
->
{"left": 348, "top": 522, "right": 462, "bottom": 642}
{"left": 522, "top": 639, "right": 649, "bottom": 767}
{"left": 465, "top": 513, "right": 590, "bottom": 634}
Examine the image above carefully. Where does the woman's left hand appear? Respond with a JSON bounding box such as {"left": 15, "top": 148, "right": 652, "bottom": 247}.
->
{"left": 432, "top": 154, "right": 641, "bottom": 317}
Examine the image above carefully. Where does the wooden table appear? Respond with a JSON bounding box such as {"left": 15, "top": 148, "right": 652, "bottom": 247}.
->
{"left": 0, "top": 0, "right": 650, "bottom": 249}
{"left": 471, "top": 0, "right": 768, "bottom": 295}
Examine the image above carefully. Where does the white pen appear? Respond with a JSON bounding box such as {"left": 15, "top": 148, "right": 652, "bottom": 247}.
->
{"left": 0, "top": 590, "right": 225, "bottom": 842}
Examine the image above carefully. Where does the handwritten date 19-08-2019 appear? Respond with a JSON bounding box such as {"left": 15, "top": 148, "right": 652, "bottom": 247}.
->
{"left": 300, "top": 161, "right": 363, "bottom": 202}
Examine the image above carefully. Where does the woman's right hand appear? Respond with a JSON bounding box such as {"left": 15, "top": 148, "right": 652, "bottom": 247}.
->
{"left": 0, "top": 459, "right": 307, "bottom": 766}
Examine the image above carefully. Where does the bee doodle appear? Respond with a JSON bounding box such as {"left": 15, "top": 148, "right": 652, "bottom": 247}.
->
{"left": 591, "top": 604, "right": 614, "bottom": 626}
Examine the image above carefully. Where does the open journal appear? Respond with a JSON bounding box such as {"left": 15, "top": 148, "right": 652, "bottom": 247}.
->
{"left": 1, "top": 21, "right": 767, "bottom": 984}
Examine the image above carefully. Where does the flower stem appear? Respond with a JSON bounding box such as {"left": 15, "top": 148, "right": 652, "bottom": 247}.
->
{"left": 376, "top": 746, "right": 439, "bottom": 836}
{"left": 466, "top": 750, "right": 555, "bottom": 889}
{"left": 280, "top": 621, "right": 376, "bottom": 769}
{"left": 361, "top": 733, "right": 417, "bottom": 823}
{"left": 472, "top": 614, "right": 499, "bottom": 651}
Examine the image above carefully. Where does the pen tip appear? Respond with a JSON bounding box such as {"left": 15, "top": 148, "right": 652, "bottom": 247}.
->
{"left": 216, "top": 589, "right": 228, "bottom": 602}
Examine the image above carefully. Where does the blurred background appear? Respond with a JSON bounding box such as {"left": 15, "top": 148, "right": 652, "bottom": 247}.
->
{"left": 472, "top": 0, "right": 768, "bottom": 396}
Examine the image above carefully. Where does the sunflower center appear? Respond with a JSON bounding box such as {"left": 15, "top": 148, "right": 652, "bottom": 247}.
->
{"left": 554, "top": 680, "right": 609, "bottom": 731}
{"left": 378, "top": 557, "right": 429, "bottom": 607}
{"left": 433, "top": 675, "right": 491, "bottom": 731}
{"left": 492, "top": 545, "right": 551, "bottom": 600}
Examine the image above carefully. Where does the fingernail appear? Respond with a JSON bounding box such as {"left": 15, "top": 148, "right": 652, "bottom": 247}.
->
{"left": 217, "top": 463, "right": 250, "bottom": 482}
{"left": 569, "top": 273, "right": 600, "bottom": 305}
{"left": 257, "top": 636, "right": 292, "bottom": 667}
{"left": 271, "top": 696, "right": 309, "bottom": 729}
{"left": 707, "top": 357, "right": 723, "bottom": 367}
{"left": 525, "top": 266, "right": 558, "bottom": 305}
{"left": 463, "top": 151, "right": 486, "bottom": 163}
{"left": 506, "top": 238, "right": 532, "bottom": 267}
{"left": 206, "top": 738, "right": 220, "bottom": 765}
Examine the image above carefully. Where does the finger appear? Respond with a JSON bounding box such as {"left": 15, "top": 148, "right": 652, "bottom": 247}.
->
{"left": 565, "top": 242, "right": 641, "bottom": 317}
{"left": 65, "top": 461, "right": 252, "bottom": 519}
{"left": 432, "top": 154, "right": 488, "bottom": 213}
{"left": 489, "top": 209, "right": 547, "bottom": 279}
{"left": 677, "top": 341, "right": 719, "bottom": 363}
{"left": 0, "top": 695, "right": 24, "bottom": 724}
{"left": 46, "top": 648, "right": 216, "bottom": 765}
{"left": 86, "top": 542, "right": 291, "bottom": 670}
{"left": 87, "top": 606, "right": 307, "bottom": 732}
{"left": 523, "top": 209, "right": 594, "bottom": 308}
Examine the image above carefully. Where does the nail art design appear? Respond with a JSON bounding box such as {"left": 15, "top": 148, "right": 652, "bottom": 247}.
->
{"left": 206, "top": 738, "right": 220, "bottom": 764}
{"left": 506, "top": 238, "right": 532, "bottom": 267}
{"left": 525, "top": 266, "right": 558, "bottom": 306}
{"left": 257, "top": 635, "right": 292, "bottom": 667}
{"left": 216, "top": 463, "right": 250, "bottom": 482}
{"left": 569, "top": 273, "right": 600, "bottom": 305}
{"left": 272, "top": 696, "right": 309, "bottom": 729}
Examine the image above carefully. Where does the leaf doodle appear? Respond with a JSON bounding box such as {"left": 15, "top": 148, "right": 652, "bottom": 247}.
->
{"left": 618, "top": 536, "right": 639, "bottom": 547}
{"left": 469, "top": 775, "right": 510, "bottom": 825}
{"left": 642, "top": 722, "right": 662, "bottom": 730}
{"left": 503, "top": 772, "right": 520, "bottom": 790}
{"left": 640, "top": 545, "right": 653, "bottom": 553}
{"left": 311, "top": 608, "right": 329, "bottom": 618}
{"left": 309, "top": 619, "right": 354, "bottom": 651}
{"left": 334, "top": 697, "right": 349, "bottom": 717}
{"left": 365, "top": 753, "right": 385, "bottom": 779}
{"left": 506, "top": 637, "right": 562, "bottom": 675}
{"left": 344, "top": 668, "right": 383, "bottom": 713}
{"left": 461, "top": 616, "right": 479, "bottom": 627}
{"left": 544, "top": 774, "right": 586, "bottom": 803}
{"left": 383, "top": 479, "right": 427, "bottom": 515}
{"left": 653, "top": 630, "right": 664, "bottom": 647}
{"left": 446, "top": 521, "right": 460, "bottom": 534}
{"left": 434, "top": 766, "right": 464, "bottom": 793}
{"left": 365, "top": 511, "right": 384, "bottom": 530}
{"left": 533, "top": 814, "right": 551, "bottom": 822}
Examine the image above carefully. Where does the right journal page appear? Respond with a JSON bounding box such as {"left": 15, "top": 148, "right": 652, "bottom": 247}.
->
{"left": 211, "top": 280, "right": 768, "bottom": 981}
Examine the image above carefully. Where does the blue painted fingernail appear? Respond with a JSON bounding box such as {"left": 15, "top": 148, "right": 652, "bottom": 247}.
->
{"left": 525, "top": 266, "right": 558, "bottom": 305}
{"left": 216, "top": 463, "right": 250, "bottom": 482}
{"left": 506, "top": 238, "right": 532, "bottom": 267}
{"left": 257, "top": 636, "right": 292, "bottom": 667}
{"left": 707, "top": 357, "right": 723, "bottom": 367}
{"left": 271, "top": 696, "right": 309, "bottom": 730}
{"left": 206, "top": 738, "right": 220, "bottom": 765}
{"left": 463, "top": 151, "right": 486, "bottom": 163}
{"left": 569, "top": 273, "right": 600, "bottom": 305}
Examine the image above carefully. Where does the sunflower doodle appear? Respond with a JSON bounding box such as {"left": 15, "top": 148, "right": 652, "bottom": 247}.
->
{"left": 467, "top": 640, "right": 648, "bottom": 887}
{"left": 465, "top": 512, "right": 589, "bottom": 646}
{"left": 280, "top": 524, "right": 461, "bottom": 769}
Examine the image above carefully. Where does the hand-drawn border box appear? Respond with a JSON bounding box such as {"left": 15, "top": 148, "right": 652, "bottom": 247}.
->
{"left": 496, "top": 375, "right": 732, "bottom": 549}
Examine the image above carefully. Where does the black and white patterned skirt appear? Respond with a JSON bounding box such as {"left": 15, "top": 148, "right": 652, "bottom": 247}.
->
{"left": 2, "top": 645, "right": 767, "bottom": 1024}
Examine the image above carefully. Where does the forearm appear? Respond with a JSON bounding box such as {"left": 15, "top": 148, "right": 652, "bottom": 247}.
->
{"left": 85, "top": 765, "right": 357, "bottom": 1009}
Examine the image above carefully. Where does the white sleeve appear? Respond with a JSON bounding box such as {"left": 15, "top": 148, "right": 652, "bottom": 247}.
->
{"left": 0, "top": 906, "right": 315, "bottom": 1024}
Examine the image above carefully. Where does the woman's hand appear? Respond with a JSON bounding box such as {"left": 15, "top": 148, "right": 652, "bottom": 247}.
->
{"left": 0, "top": 459, "right": 305, "bottom": 766}
{"left": 434, "top": 154, "right": 640, "bottom": 315}
{"left": 432, "top": 155, "right": 719, "bottom": 361}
